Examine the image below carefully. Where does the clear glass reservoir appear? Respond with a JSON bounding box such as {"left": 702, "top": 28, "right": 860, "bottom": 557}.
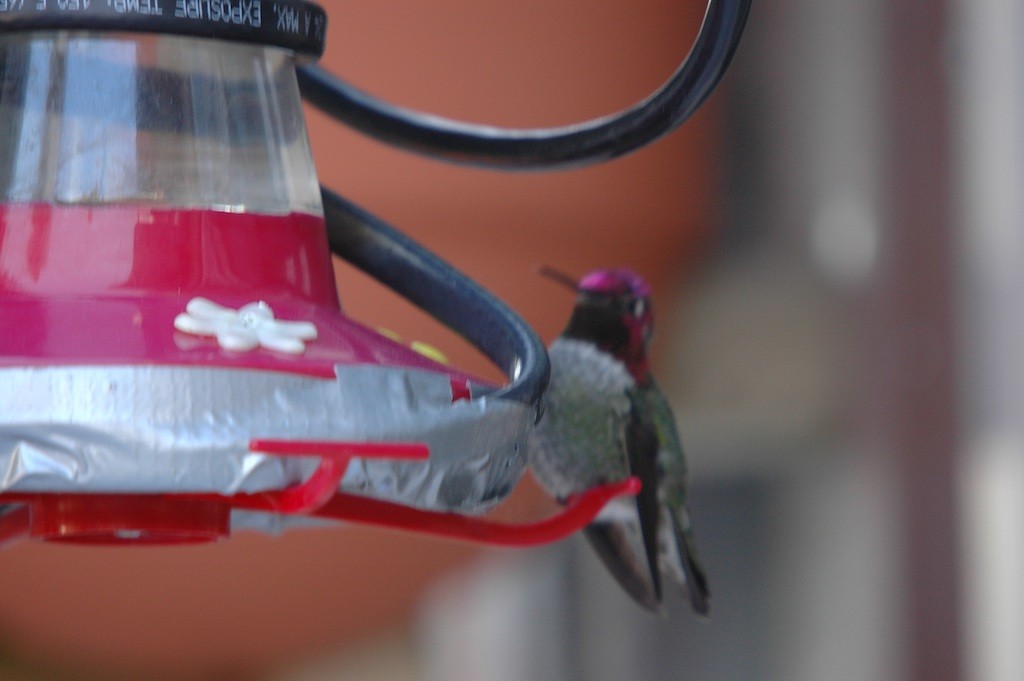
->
{"left": 0, "top": 31, "right": 322, "bottom": 215}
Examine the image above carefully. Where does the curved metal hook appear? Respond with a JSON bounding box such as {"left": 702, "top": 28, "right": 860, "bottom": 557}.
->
{"left": 298, "top": 0, "right": 751, "bottom": 170}
{"left": 322, "top": 188, "right": 549, "bottom": 413}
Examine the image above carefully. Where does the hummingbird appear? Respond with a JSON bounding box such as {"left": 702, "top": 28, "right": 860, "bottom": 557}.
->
{"left": 528, "top": 267, "right": 709, "bottom": 616}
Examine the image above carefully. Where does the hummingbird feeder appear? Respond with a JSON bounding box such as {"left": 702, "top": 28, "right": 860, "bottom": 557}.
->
{"left": 0, "top": 0, "right": 750, "bottom": 547}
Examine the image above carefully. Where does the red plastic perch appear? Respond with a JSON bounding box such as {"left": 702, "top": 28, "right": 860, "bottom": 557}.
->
{"left": 312, "top": 477, "right": 642, "bottom": 547}
{"left": 242, "top": 437, "right": 642, "bottom": 547}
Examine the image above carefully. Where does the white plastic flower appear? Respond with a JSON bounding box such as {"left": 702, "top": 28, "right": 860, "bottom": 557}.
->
{"left": 174, "top": 297, "right": 318, "bottom": 355}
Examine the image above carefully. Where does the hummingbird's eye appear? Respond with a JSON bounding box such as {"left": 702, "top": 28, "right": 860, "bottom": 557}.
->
{"left": 630, "top": 298, "right": 646, "bottom": 318}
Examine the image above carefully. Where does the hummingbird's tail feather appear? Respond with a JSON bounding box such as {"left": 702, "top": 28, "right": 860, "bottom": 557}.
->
{"left": 668, "top": 510, "right": 710, "bottom": 617}
{"left": 583, "top": 522, "right": 663, "bottom": 614}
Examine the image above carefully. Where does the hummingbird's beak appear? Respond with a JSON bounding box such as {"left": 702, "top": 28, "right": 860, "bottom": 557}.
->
{"left": 537, "top": 265, "right": 579, "bottom": 292}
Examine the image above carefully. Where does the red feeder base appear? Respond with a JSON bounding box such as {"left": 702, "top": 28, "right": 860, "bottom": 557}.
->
{"left": 29, "top": 495, "right": 231, "bottom": 545}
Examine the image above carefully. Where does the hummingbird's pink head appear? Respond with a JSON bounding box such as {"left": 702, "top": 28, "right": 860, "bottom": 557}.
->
{"left": 578, "top": 268, "right": 653, "bottom": 299}
{"left": 546, "top": 267, "right": 655, "bottom": 382}
{"left": 578, "top": 267, "right": 654, "bottom": 344}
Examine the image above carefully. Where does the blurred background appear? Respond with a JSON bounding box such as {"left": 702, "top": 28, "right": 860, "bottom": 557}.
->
{"left": 0, "top": 0, "right": 1014, "bottom": 679}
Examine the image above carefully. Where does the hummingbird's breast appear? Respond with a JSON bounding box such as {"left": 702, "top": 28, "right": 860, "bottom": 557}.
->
{"left": 527, "top": 338, "right": 637, "bottom": 498}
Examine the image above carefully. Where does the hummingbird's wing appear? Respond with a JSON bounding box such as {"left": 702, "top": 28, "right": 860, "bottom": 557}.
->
{"left": 622, "top": 392, "right": 667, "bottom": 607}
{"left": 644, "top": 382, "right": 711, "bottom": 616}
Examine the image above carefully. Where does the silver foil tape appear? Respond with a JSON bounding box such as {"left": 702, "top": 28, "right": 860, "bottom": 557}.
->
{"left": 0, "top": 365, "right": 532, "bottom": 513}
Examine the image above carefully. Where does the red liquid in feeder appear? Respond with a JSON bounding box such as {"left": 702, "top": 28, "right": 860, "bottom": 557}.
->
{"left": 0, "top": 204, "right": 338, "bottom": 304}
